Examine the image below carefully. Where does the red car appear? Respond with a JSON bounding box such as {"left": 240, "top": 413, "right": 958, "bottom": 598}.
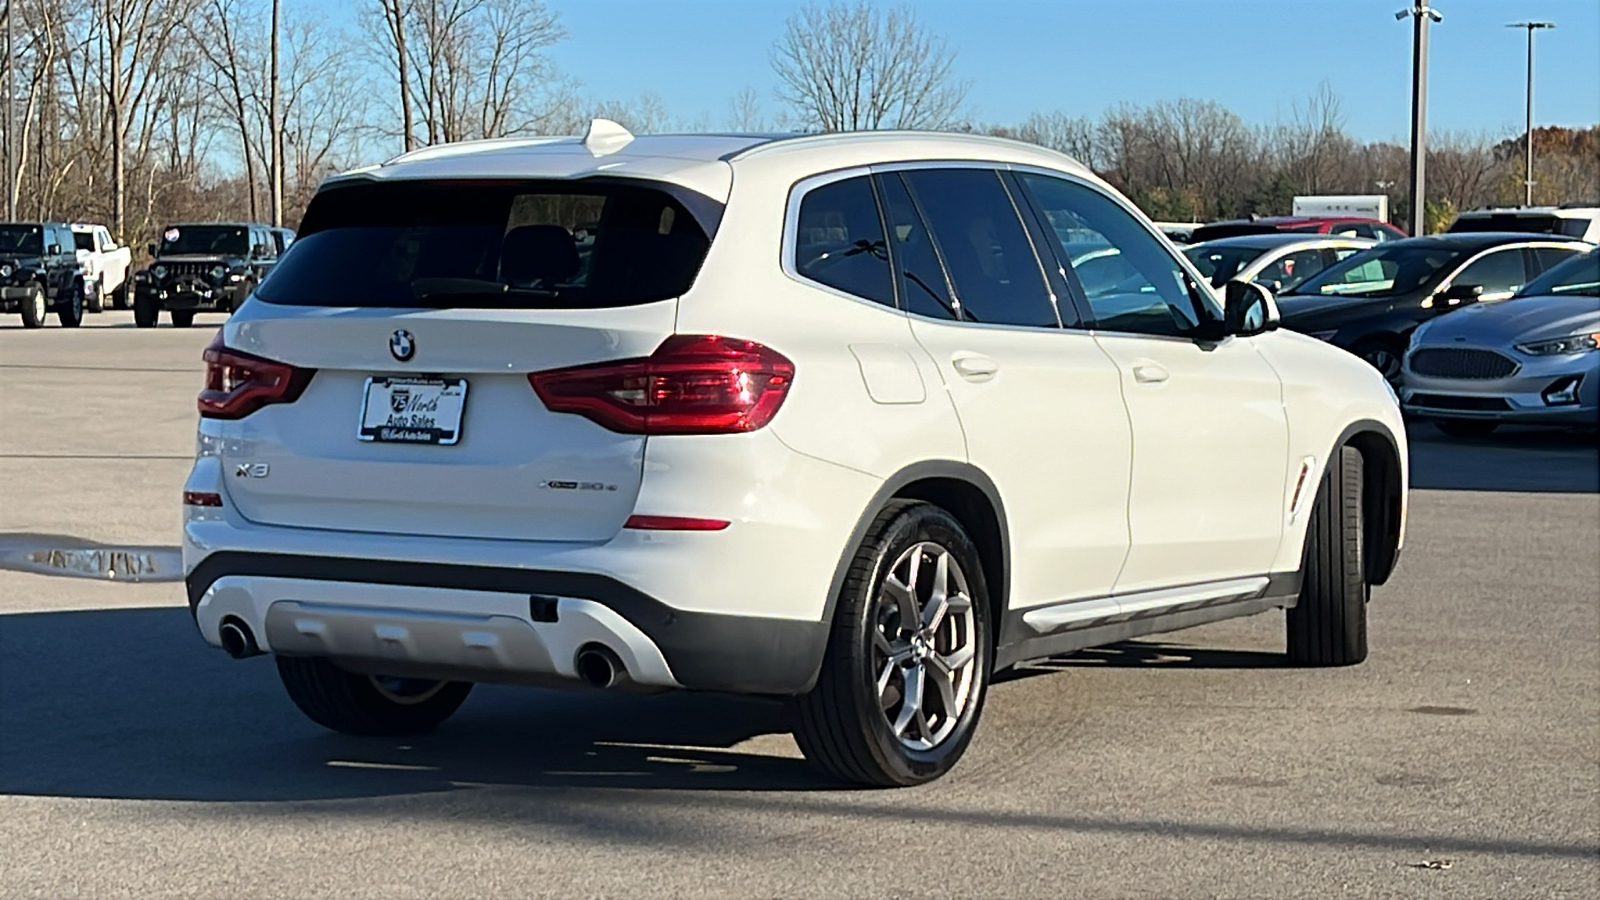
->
{"left": 1190, "top": 216, "right": 1408, "bottom": 244}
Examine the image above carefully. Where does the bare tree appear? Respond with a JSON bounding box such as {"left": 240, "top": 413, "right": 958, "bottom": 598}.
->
{"left": 192, "top": 0, "right": 260, "bottom": 220}
{"left": 373, "top": 0, "right": 414, "bottom": 151}
{"left": 268, "top": 0, "right": 280, "bottom": 226}
{"left": 772, "top": 1, "right": 966, "bottom": 132}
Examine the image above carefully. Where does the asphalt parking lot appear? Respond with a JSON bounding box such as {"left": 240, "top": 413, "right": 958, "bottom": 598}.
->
{"left": 2, "top": 312, "right": 1596, "bottom": 899}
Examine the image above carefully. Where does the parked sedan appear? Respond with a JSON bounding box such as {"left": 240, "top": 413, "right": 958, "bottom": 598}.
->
{"left": 1183, "top": 234, "right": 1372, "bottom": 296}
{"left": 1402, "top": 248, "right": 1599, "bottom": 436}
{"left": 1275, "top": 233, "right": 1591, "bottom": 384}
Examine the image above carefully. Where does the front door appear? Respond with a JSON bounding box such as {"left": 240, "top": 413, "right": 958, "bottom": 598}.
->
{"left": 1015, "top": 172, "right": 1290, "bottom": 593}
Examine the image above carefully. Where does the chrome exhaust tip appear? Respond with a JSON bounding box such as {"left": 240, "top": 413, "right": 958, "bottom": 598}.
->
{"left": 219, "top": 619, "right": 262, "bottom": 659}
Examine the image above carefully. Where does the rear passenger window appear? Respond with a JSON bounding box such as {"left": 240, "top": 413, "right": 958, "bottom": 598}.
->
{"left": 901, "top": 169, "right": 1057, "bottom": 328}
{"left": 878, "top": 173, "right": 959, "bottom": 321}
{"left": 794, "top": 176, "right": 894, "bottom": 307}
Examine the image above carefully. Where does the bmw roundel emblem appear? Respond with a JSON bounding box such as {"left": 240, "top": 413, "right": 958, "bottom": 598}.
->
{"left": 390, "top": 329, "right": 415, "bottom": 362}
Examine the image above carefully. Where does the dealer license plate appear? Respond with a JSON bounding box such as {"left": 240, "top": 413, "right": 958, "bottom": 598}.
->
{"left": 358, "top": 377, "right": 467, "bottom": 445}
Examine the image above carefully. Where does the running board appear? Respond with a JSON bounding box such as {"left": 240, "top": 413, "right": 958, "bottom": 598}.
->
{"left": 994, "top": 574, "right": 1300, "bottom": 670}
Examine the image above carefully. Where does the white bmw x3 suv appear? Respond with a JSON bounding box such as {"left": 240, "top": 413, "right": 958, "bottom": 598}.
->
{"left": 183, "top": 122, "right": 1408, "bottom": 786}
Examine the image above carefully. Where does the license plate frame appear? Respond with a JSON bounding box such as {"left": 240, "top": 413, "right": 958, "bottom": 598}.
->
{"left": 357, "top": 376, "right": 468, "bottom": 445}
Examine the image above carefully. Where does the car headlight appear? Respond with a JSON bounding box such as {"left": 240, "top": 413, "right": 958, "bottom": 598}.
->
{"left": 0, "top": 263, "right": 12, "bottom": 279}
{"left": 152, "top": 264, "right": 168, "bottom": 279}
{"left": 210, "top": 265, "right": 227, "bottom": 280}
{"left": 1310, "top": 330, "right": 1339, "bottom": 342}
{"left": 1516, "top": 332, "right": 1600, "bottom": 356}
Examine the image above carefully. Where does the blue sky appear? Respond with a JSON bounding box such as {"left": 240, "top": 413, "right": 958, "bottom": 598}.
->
{"left": 325, "top": 0, "right": 1600, "bottom": 141}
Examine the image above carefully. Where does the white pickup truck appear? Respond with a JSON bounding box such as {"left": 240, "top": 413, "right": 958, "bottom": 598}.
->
{"left": 71, "top": 223, "right": 133, "bottom": 312}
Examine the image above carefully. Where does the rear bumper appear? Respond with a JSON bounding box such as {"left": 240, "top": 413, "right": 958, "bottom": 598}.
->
{"left": 187, "top": 556, "right": 828, "bottom": 694}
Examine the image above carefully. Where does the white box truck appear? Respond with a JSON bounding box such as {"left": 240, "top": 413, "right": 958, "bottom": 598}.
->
{"left": 1292, "top": 195, "right": 1390, "bottom": 223}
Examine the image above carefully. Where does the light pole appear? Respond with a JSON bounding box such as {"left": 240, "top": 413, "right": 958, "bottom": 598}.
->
{"left": 5, "top": 0, "right": 14, "bottom": 221}
{"left": 1508, "top": 21, "right": 1555, "bottom": 207}
{"left": 1397, "top": 2, "right": 1442, "bottom": 235}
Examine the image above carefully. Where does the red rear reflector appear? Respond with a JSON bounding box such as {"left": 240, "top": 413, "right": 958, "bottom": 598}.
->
{"left": 183, "top": 491, "right": 223, "bottom": 507}
{"left": 623, "top": 515, "right": 730, "bottom": 531}
{"left": 529, "top": 335, "right": 794, "bottom": 435}
{"left": 198, "top": 333, "right": 315, "bottom": 420}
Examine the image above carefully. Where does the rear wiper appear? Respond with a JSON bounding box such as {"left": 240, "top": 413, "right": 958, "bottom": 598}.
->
{"left": 413, "top": 287, "right": 562, "bottom": 307}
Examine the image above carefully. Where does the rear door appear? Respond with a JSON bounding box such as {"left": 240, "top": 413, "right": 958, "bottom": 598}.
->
{"left": 217, "top": 179, "right": 713, "bottom": 543}
{"left": 1016, "top": 172, "right": 1289, "bottom": 593}
{"left": 884, "top": 167, "right": 1133, "bottom": 609}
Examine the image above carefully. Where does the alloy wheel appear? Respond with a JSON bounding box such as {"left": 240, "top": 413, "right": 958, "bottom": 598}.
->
{"left": 873, "top": 541, "right": 979, "bottom": 751}
{"left": 1362, "top": 346, "right": 1402, "bottom": 384}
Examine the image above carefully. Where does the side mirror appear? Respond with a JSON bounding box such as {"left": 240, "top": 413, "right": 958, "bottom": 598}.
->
{"left": 1438, "top": 283, "right": 1485, "bottom": 304}
{"left": 1224, "top": 279, "right": 1280, "bottom": 336}
{"left": 47, "top": 243, "right": 61, "bottom": 256}
{"left": 147, "top": 243, "right": 158, "bottom": 257}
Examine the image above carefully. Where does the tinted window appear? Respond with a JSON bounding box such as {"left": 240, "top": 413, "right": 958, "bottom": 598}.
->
{"left": 1019, "top": 173, "right": 1217, "bottom": 336}
{"left": 72, "top": 231, "right": 95, "bottom": 252}
{"left": 901, "top": 169, "right": 1056, "bottom": 328}
{"left": 162, "top": 225, "right": 250, "bottom": 256}
{"left": 0, "top": 225, "right": 43, "bottom": 254}
{"left": 257, "top": 181, "right": 711, "bottom": 309}
{"left": 1516, "top": 249, "right": 1599, "bottom": 297}
{"left": 1560, "top": 218, "right": 1594, "bottom": 238}
{"left": 1533, "top": 246, "right": 1583, "bottom": 275}
{"left": 878, "top": 173, "right": 958, "bottom": 321}
{"left": 794, "top": 176, "right": 893, "bottom": 307}
{"left": 1453, "top": 249, "right": 1527, "bottom": 295}
{"left": 1448, "top": 214, "right": 1562, "bottom": 235}
{"left": 1184, "top": 243, "right": 1264, "bottom": 288}
{"left": 1287, "top": 245, "right": 1465, "bottom": 299}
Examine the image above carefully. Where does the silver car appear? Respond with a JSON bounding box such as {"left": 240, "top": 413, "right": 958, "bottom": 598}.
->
{"left": 1182, "top": 234, "right": 1373, "bottom": 297}
{"left": 1402, "top": 248, "right": 1600, "bottom": 436}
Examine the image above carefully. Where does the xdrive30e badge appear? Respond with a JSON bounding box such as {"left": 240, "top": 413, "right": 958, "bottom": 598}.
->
{"left": 390, "top": 329, "right": 415, "bottom": 362}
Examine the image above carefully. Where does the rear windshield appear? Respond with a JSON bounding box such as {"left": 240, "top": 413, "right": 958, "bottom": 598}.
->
{"left": 73, "top": 231, "right": 95, "bottom": 252}
{"left": 257, "top": 180, "right": 712, "bottom": 309}
{"left": 1448, "top": 214, "right": 1591, "bottom": 238}
{"left": 1183, "top": 244, "right": 1266, "bottom": 287}
{"left": 161, "top": 225, "right": 250, "bottom": 256}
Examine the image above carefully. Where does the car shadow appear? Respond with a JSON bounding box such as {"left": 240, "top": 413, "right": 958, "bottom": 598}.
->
{"left": 0, "top": 607, "right": 835, "bottom": 803}
{"left": 1405, "top": 421, "right": 1598, "bottom": 493}
{"left": 995, "top": 640, "right": 1288, "bottom": 684}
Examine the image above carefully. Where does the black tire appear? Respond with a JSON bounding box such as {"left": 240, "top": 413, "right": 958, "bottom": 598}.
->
{"left": 133, "top": 292, "right": 158, "bottom": 328}
{"left": 1434, "top": 419, "right": 1499, "bottom": 438}
{"left": 1287, "top": 445, "right": 1368, "bottom": 667}
{"left": 112, "top": 281, "right": 129, "bottom": 310}
{"left": 229, "top": 281, "right": 253, "bottom": 313}
{"left": 276, "top": 655, "right": 473, "bottom": 736}
{"left": 18, "top": 284, "right": 46, "bottom": 328}
{"left": 169, "top": 309, "right": 195, "bottom": 328}
{"left": 793, "top": 500, "right": 992, "bottom": 786}
{"left": 1351, "top": 336, "right": 1405, "bottom": 387}
{"left": 57, "top": 282, "right": 84, "bottom": 328}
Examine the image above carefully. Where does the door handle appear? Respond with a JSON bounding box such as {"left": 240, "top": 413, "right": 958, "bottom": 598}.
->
{"left": 951, "top": 353, "right": 999, "bottom": 382}
{"left": 1132, "top": 363, "right": 1169, "bottom": 384}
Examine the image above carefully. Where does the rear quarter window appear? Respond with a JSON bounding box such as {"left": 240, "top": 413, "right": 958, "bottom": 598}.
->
{"left": 256, "top": 180, "right": 714, "bottom": 309}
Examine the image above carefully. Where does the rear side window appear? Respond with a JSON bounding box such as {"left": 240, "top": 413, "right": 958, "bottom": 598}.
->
{"left": 793, "top": 176, "right": 894, "bottom": 307}
{"left": 878, "top": 173, "right": 959, "bottom": 321}
{"left": 900, "top": 169, "right": 1056, "bottom": 328}
{"left": 257, "top": 180, "right": 712, "bottom": 308}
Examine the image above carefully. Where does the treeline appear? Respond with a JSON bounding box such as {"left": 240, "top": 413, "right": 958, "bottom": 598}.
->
{"left": 1, "top": 0, "right": 1595, "bottom": 249}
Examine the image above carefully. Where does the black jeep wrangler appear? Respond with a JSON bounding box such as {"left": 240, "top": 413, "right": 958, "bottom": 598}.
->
{"left": 0, "top": 221, "right": 87, "bottom": 328}
{"left": 133, "top": 222, "right": 281, "bottom": 328}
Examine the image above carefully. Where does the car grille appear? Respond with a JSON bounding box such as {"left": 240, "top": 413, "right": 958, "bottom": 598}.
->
{"left": 162, "top": 262, "right": 215, "bottom": 280}
{"left": 1405, "top": 393, "right": 1512, "bottom": 412}
{"left": 1409, "top": 348, "right": 1518, "bottom": 380}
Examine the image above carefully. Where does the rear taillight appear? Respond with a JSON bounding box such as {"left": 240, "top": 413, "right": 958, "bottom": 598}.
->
{"left": 198, "top": 334, "right": 315, "bottom": 420}
{"left": 529, "top": 335, "right": 794, "bottom": 435}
